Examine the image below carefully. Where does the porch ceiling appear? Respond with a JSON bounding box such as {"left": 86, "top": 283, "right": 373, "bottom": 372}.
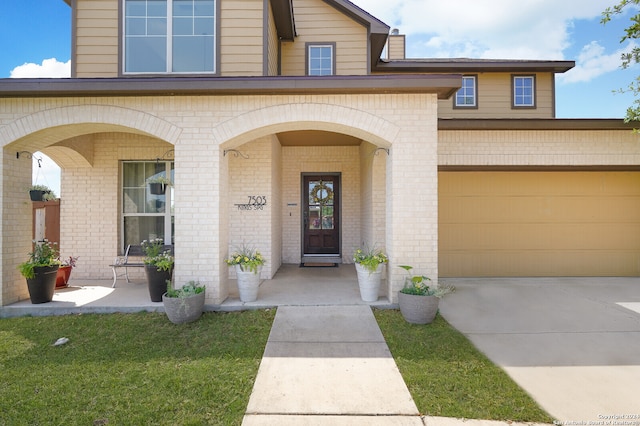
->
{"left": 277, "top": 130, "right": 362, "bottom": 146}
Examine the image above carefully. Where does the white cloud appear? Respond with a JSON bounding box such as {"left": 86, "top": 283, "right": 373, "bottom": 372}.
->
{"left": 10, "top": 58, "right": 70, "bottom": 78}
{"left": 351, "top": 0, "right": 627, "bottom": 83}
{"left": 559, "top": 41, "right": 633, "bottom": 84}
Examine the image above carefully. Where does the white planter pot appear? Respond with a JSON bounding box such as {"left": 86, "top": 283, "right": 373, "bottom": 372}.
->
{"left": 398, "top": 292, "right": 439, "bottom": 324}
{"left": 235, "top": 265, "right": 262, "bottom": 302}
{"left": 355, "top": 263, "right": 383, "bottom": 302}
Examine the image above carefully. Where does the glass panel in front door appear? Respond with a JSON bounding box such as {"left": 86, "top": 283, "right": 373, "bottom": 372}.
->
{"left": 308, "top": 180, "right": 334, "bottom": 230}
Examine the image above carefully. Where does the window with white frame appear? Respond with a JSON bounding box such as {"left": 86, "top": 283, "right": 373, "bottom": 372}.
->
{"left": 124, "top": 0, "right": 216, "bottom": 74}
{"left": 307, "top": 44, "right": 334, "bottom": 76}
{"left": 513, "top": 75, "right": 535, "bottom": 107}
{"left": 122, "top": 161, "right": 174, "bottom": 249}
{"left": 454, "top": 75, "right": 477, "bottom": 108}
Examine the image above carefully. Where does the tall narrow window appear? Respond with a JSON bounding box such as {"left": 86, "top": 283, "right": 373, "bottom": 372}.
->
{"left": 307, "top": 44, "right": 335, "bottom": 76}
{"left": 454, "top": 75, "right": 477, "bottom": 108}
{"left": 513, "top": 75, "right": 535, "bottom": 107}
{"left": 122, "top": 161, "right": 174, "bottom": 250}
{"left": 124, "top": 0, "right": 216, "bottom": 74}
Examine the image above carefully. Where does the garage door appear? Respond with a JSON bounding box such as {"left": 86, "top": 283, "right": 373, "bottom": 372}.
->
{"left": 439, "top": 171, "right": 640, "bottom": 277}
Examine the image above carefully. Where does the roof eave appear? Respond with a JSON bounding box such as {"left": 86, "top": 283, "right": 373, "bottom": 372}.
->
{"left": 270, "top": 0, "right": 296, "bottom": 41}
{"left": 0, "top": 75, "right": 462, "bottom": 100}
{"left": 438, "top": 118, "right": 637, "bottom": 131}
{"left": 375, "top": 60, "right": 576, "bottom": 74}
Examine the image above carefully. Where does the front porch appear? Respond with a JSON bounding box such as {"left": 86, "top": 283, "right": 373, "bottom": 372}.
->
{"left": 0, "top": 264, "right": 394, "bottom": 318}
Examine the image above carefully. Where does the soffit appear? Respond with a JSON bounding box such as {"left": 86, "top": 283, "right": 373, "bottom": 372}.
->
{"left": 270, "top": 0, "right": 296, "bottom": 41}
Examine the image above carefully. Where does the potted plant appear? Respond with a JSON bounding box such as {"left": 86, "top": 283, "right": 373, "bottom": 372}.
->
{"left": 162, "top": 280, "right": 206, "bottom": 324}
{"left": 225, "top": 245, "right": 265, "bottom": 302}
{"left": 147, "top": 175, "right": 171, "bottom": 195}
{"left": 397, "top": 265, "right": 454, "bottom": 324}
{"left": 55, "top": 256, "right": 78, "bottom": 289}
{"left": 18, "top": 240, "right": 61, "bottom": 304}
{"left": 141, "top": 238, "right": 174, "bottom": 302}
{"left": 353, "top": 245, "right": 388, "bottom": 302}
{"left": 29, "top": 184, "right": 55, "bottom": 202}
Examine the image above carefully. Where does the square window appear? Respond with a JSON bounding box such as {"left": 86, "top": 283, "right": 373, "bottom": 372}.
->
{"left": 455, "top": 76, "right": 477, "bottom": 107}
{"left": 308, "top": 44, "right": 334, "bottom": 76}
{"left": 513, "top": 76, "right": 535, "bottom": 107}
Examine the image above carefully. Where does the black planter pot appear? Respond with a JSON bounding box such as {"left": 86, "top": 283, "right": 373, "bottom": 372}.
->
{"left": 144, "top": 264, "right": 173, "bottom": 302}
{"left": 29, "top": 190, "right": 46, "bottom": 201}
{"left": 149, "top": 183, "right": 167, "bottom": 195}
{"left": 26, "top": 265, "right": 59, "bottom": 304}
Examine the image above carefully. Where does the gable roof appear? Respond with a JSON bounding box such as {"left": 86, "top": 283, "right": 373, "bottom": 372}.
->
{"left": 324, "top": 0, "right": 390, "bottom": 70}
{"left": 271, "top": 0, "right": 390, "bottom": 70}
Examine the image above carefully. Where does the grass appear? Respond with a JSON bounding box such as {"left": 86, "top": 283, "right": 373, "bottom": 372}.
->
{"left": 0, "top": 310, "right": 275, "bottom": 426}
{"left": 375, "top": 309, "right": 555, "bottom": 423}
{"left": 0, "top": 308, "right": 554, "bottom": 425}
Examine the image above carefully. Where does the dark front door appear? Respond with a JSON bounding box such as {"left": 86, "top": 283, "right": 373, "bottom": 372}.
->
{"left": 303, "top": 174, "right": 340, "bottom": 255}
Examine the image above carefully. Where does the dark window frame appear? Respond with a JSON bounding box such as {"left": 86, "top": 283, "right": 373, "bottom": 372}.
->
{"left": 453, "top": 75, "right": 478, "bottom": 109}
{"left": 511, "top": 74, "right": 536, "bottom": 109}
{"left": 305, "top": 42, "right": 336, "bottom": 76}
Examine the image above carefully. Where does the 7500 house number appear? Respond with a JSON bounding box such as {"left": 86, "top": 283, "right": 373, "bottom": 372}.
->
{"left": 235, "top": 196, "right": 267, "bottom": 211}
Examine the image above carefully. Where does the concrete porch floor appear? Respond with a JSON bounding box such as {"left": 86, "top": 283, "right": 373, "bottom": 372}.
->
{"left": 1, "top": 263, "right": 394, "bottom": 318}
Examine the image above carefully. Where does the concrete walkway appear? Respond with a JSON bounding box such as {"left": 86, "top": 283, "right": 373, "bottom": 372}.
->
{"left": 243, "top": 305, "right": 422, "bottom": 425}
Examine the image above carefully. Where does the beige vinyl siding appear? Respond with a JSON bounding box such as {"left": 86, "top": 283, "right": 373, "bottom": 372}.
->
{"left": 439, "top": 171, "right": 640, "bottom": 277}
{"left": 220, "top": 0, "right": 264, "bottom": 76}
{"left": 267, "top": 0, "right": 279, "bottom": 75}
{"left": 74, "top": 0, "right": 119, "bottom": 77}
{"left": 280, "top": 0, "right": 368, "bottom": 75}
{"left": 438, "top": 72, "right": 555, "bottom": 119}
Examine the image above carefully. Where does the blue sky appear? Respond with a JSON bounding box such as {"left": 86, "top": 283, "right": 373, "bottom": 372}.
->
{"left": 0, "top": 0, "right": 638, "bottom": 192}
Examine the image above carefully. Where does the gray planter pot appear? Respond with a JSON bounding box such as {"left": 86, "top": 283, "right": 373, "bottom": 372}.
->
{"left": 398, "top": 291, "right": 439, "bottom": 324}
{"left": 162, "top": 291, "right": 205, "bottom": 324}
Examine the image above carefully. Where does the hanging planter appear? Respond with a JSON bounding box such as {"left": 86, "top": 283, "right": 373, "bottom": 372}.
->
{"left": 29, "top": 185, "right": 55, "bottom": 202}
{"left": 147, "top": 176, "right": 171, "bottom": 195}
{"left": 149, "top": 182, "right": 167, "bottom": 195}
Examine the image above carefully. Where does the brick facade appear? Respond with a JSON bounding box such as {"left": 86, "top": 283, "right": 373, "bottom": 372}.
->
{"left": 1, "top": 93, "right": 437, "bottom": 305}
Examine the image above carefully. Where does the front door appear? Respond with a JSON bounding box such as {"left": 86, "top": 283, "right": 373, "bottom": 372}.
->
{"left": 303, "top": 174, "right": 340, "bottom": 255}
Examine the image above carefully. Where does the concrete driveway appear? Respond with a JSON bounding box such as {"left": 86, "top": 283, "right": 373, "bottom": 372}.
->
{"left": 439, "top": 277, "right": 640, "bottom": 423}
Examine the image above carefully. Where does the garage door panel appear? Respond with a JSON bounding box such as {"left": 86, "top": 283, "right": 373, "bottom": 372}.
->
{"left": 439, "top": 171, "right": 640, "bottom": 277}
{"left": 441, "top": 250, "right": 640, "bottom": 277}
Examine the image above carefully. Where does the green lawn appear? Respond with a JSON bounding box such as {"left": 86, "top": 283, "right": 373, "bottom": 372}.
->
{"left": 0, "top": 310, "right": 275, "bottom": 426}
{"left": 375, "top": 309, "right": 554, "bottom": 423}
{"left": 0, "top": 309, "right": 553, "bottom": 425}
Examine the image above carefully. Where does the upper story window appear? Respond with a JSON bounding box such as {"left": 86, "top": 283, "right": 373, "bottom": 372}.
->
{"left": 124, "top": 0, "right": 216, "bottom": 74}
{"left": 307, "top": 43, "right": 335, "bottom": 76}
{"left": 454, "top": 75, "right": 477, "bottom": 108}
{"left": 512, "top": 75, "right": 535, "bottom": 108}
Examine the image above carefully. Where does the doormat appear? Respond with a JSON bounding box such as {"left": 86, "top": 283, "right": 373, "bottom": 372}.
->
{"left": 300, "top": 262, "right": 338, "bottom": 268}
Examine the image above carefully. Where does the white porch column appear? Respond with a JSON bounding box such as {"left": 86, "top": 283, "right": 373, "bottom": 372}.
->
{"left": 173, "top": 137, "right": 229, "bottom": 305}
{"left": 386, "top": 94, "right": 439, "bottom": 302}
{"left": 1, "top": 149, "right": 34, "bottom": 305}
